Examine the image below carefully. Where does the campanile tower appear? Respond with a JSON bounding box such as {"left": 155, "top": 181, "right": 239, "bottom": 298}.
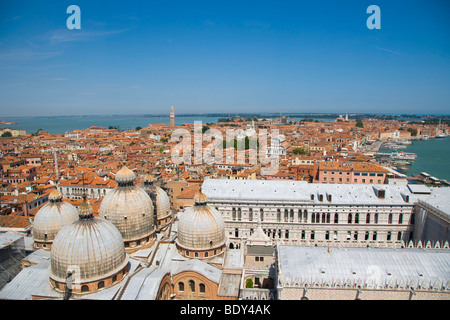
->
{"left": 170, "top": 105, "right": 175, "bottom": 127}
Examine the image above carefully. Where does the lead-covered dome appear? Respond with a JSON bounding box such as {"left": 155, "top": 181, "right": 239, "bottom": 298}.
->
{"left": 176, "top": 191, "right": 226, "bottom": 259}
{"left": 50, "top": 196, "right": 128, "bottom": 294}
{"left": 143, "top": 174, "right": 172, "bottom": 228}
{"left": 99, "top": 165, "right": 156, "bottom": 251}
{"left": 32, "top": 188, "right": 79, "bottom": 249}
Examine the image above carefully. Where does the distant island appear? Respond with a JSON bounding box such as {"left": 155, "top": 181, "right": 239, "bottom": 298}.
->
{"left": 0, "top": 120, "right": 18, "bottom": 125}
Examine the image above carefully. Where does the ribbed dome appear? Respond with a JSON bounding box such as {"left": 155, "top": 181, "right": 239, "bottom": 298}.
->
{"left": 154, "top": 187, "right": 171, "bottom": 220}
{"left": 50, "top": 198, "right": 128, "bottom": 286}
{"left": 33, "top": 190, "right": 79, "bottom": 247}
{"left": 143, "top": 177, "right": 171, "bottom": 221}
{"left": 115, "top": 165, "right": 136, "bottom": 184}
{"left": 99, "top": 182, "right": 155, "bottom": 245}
{"left": 177, "top": 193, "right": 226, "bottom": 251}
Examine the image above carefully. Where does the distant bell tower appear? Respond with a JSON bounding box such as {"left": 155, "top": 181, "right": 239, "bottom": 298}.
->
{"left": 170, "top": 105, "right": 175, "bottom": 127}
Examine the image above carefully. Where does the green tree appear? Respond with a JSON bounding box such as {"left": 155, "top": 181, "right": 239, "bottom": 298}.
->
{"left": 356, "top": 120, "right": 364, "bottom": 128}
{"left": 135, "top": 126, "right": 142, "bottom": 131}
{"left": 1, "top": 131, "right": 12, "bottom": 137}
{"left": 292, "top": 148, "right": 307, "bottom": 155}
{"left": 159, "top": 146, "right": 164, "bottom": 153}
{"left": 407, "top": 127, "right": 418, "bottom": 136}
{"left": 245, "top": 278, "right": 254, "bottom": 288}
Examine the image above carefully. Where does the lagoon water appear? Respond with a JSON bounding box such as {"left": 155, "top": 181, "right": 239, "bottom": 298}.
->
{"left": 394, "top": 137, "right": 450, "bottom": 181}
{"left": 0, "top": 115, "right": 336, "bottom": 134}
{"left": 0, "top": 115, "right": 222, "bottom": 135}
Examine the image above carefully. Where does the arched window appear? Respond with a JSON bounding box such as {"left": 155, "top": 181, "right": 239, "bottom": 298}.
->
{"left": 355, "top": 213, "right": 359, "bottom": 224}
{"left": 290, "top": 209, "right": 294, "bottom": 222}
{"left": 112, "top": 275, "right": 117, "bottom": 283}
{"left": 304, "top": 210, "right": 308, "bottom": 222}
{"left": 204, "top": 252, "right": 209, "bottom": 258}
{"left": 321, "top": 213, "right": 326, "bottom": 223}
{"left": 334, "top": 213, "right": 339, "bottom": 224}
{"left": 374, "top": 213, "right": 379, "bottom": 224}
{"left": 98, "top": 281, "right": 105, "bottom": 289}
{"left": 326, "top": 213, "right": 330, "bottom": 223}
{"left": 199, "top": 283, "right": 206, "bottom": 293}
{"left": 366, "top": 213, "right": 370, "bottom": 224}
{"left": 398, "top": 213, "right": 403, "bottom": 224}
{"left": 277, "top": 209, "right": 281, "bottom": 222}
{"left": 232, "top": 208, "right": 236, "bottom": 221}
{"left": 348, "top": 213, "right": 352, "bottom": 224}
{"left": 316, "top": 213, "right": 320, "bottom": 223}
{"left": 311, "top": 213, "right": 315, "bottom": 223}
{"left": 189, "top": 280, "right": 195, "bottom": 293}
{"left": 388, "top": 213, "right": 393, "bottom": 224}
{"left": 260, "top": 208, "right": 264, "bottom": 221}
{"left": 298, "top": 209, "right": 302, "bottom": 222}
{"left": 81, "top": 285, "right": 89, "bottom": 293}
{"left": 237, "top": 208, "right": 242, "bottom": 221}
{"left": 284, "top": 209, "right": 289, "bottom": 222}
{"left": 249, "top": 209, "right": 253, "bottom": 221}
{"left": 178, "top": 282, "right": 184, "bottom": 292}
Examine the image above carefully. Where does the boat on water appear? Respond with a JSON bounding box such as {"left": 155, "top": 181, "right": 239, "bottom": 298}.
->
{"left": 389, "top": 151, "right": 417, "bottom": 160}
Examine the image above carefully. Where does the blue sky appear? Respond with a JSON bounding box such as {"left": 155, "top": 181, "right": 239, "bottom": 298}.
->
{"left": 0, "top": 0, "right": 449, "bottom": 116}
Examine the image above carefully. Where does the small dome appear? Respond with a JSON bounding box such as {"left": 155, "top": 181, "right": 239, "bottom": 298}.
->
{"left": 48, "top": 188, "right": 62, "bottom": 201}
{"left": 177, "top": 196, "right": 226, "bottom": 253}
{"left": 50, "top": 197, "right": 128, "bottom": 290}
{"left": 33, "top": 190, "right": 79, "bottom": 248}
{"left": 154, "top": 186, "right": 171, "bottom": 220}
{"left": 115, "top": 165, "right": 136, "bottom": 184}
{"left": 194, "top": 191, "right": 208, "bottom": 204}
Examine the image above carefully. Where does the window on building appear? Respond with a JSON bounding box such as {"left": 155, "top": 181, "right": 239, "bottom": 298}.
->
{"left": 325, "top": 231, "right": 330, "bottom": 240}
{"left": 179, "top": 282, "right": 184, "bottom": 292}
{"left": 366, "top": 213, "right": 370, "bottom": 224}
{"left": 373, "top": 231, "right": 377, "bottom": 241}
{"left": 310, "top": 231, "right": 315, "bottom": 240}
{"left": 334, "top": 213, "right": 339, "bottom": 223}
{"left": 388, "top": 213, "right": 393, "bottom": 224}
{"left": 397, "top": 231, "right": 402, "bottom": 241}
{"left": 81, "top": 285, "right": 89, "bottom": 293}
{"left": 398, "top": 213, "right": 403, "bottom": 224}
{"left": 387, "top": 232, "right": 391, "bottom": 241}
{"left": 189, "top": 280, "right": 195, "bottom": 293}
{"left": 98, "top": 281, "right": 105, "bottom": 289}
{"left": 199, "top": 283, "right": 206, "bottom": 293}
{"left": 355, "top": 213, "right": 359, "bottom": 224}
{"left": 374, "top": 213, "right": 378, "bottom": 224}
{"left": 260, "top": 209, "right": 264, "bottom": 221}
{"left": 348, "top": 213, "right": 352, "bottom": 224}
{"left": 301, "top": 230, "right": 305, "bottom": 240}
{"left": 365, "top": 231, "right": 369, "bottom": 240}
